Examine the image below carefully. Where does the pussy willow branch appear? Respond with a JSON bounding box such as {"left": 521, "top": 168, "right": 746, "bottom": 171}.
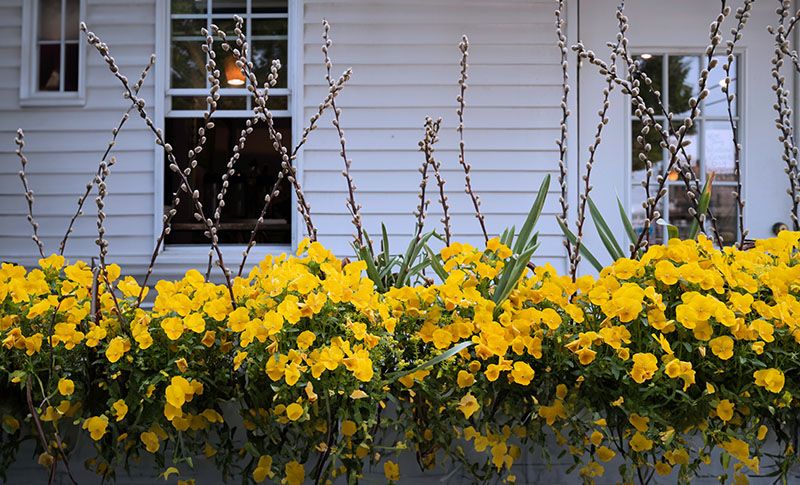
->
{"left": 223, "top": 17, "right": 317, "bottom": 242}
{"left": 14, "top": 130, "right": 46, "bottom": 258}
{"left": 59, "top": 55, "right": 155, "bottom": 256}
{"left": 614, "top": 5, "right": 727, "bottom": 250}
{"left": 554, "top": 0, "right": 574, "bottom": 271}
{"left": 724, "top": 0, "right": 754, "bottom": 248}
{"left": 769, "top": 1, "right": 800, "bottom": 230}
{"left": 139, "top": 28, "right": 227, "bottom": 302}
{"left": 322, "top": 20, "right": 367, "bottom": 249}
{"left": 455, "top": 35, "right": 488, "bottom": 244}
{"left": 570, "top": 22, "right": 621, "bottom": 278}
{"left": 414, "top": 119, "right": 437, "bottom": 241}
{"left": 81, "top": 23, "right": 237, "bottom": 307}
{"left": 587, "top": 2, "right": 730, "bottom": 255}
{"left": 93, "top": 157, "right": 128, "bottom": 329}
{"left": 428, "top": 118, "right": 452, "bottom": 246}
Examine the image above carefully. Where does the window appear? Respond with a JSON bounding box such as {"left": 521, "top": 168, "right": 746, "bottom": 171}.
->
{"left": 20, "top": 0, "right": 85, "bottom": 104}
{"left": 165, "top": 0, "right": 292, "bottom": 245}
{"left": 630, "top": 54, "right": 740, "bottom": 244}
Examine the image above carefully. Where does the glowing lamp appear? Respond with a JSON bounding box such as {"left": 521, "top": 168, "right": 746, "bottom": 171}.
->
{"left": 224, "top": 57, "right": 246, "bottom": 87}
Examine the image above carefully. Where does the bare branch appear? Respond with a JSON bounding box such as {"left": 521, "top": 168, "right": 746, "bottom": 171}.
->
{"left": 14, "top": 129, "right": 46, "bottom": 258}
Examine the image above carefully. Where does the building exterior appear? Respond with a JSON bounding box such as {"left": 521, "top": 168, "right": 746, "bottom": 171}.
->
{"left": 0, "top": 0, "right": 795, "bottom": 281}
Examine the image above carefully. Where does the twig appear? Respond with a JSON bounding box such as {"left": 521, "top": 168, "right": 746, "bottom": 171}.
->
{"left": 14, "top": 130, "right": 46, "bottom": 258}
{"left": 769, "top": 1, "right": 800, "bottom": 230}
{"left": 724, "top": 0, "right": 754, "bottom": 248}
{"left": 554, "top": 1, "right": 574, "bottom": 273}
{"left": 322, "top": 20, "right": 366, "bottom": 249}
{"left": 59, "top": 55, "right": 155, "bottom": 256}
{"left": 571, "top": 3, "right": 622, "bottom": 275}
{"left": 420, "top": 117, "right": 448, "bottom": 244}
{"left": 414, "top": 120, "right": 436, "bottom": 241}
{"left": 81, "top": 23, "right": 237, "bottom": 307}
{"left": 94, "top": 157, "right": 128, "bottom": 330}
{"left": 455, "top": 35, "right": 488, "bottom": 244}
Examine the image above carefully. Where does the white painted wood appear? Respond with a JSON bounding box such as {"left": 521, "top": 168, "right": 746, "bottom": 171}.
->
{"left": 577, "top": 0, "right": 794, "bottom": 272}
{"left": 300, "top": 0, "right": 566, "bottom": 271}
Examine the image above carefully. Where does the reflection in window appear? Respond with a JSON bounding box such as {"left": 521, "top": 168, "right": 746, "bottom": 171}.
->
{"left": 166, "top": 0, "right": 292, "bottom": 245}
{"left": 630, "top": 54, "right": 739, "bottom": 244}
{"left": 37, "top": 0, "right": 80, "bottom": 92}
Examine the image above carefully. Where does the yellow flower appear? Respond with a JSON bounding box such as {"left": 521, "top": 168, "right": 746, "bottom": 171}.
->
{"left": 458, "top": 394, "right": 480, "bottom": 419}
{"left": 629, "top": 432, "right": 653, "bottom": 452}
{"left": 630, "top": 353, "right": 658, "bottom": 384}
{"left": 284, "top": 461, "right": 305, "bottom": 485}
{"left": 457, "top": 370, "right": 475, "bottom": 388}
{"left": 161, "top": 317, "right": 184, "bottom": 341}
{"left": 140, "top": 431, "right": 160, "bottom": 453}
{"left": 383, "top": 460, "right": 400, "bottom": 482}
{"left": 709, "top": 335, "right": 734, "bottom": 360}
{"left": 716, "top": 399, "right": 734, "bottom": 422}
{"left": 629, "top": 414, "right": 649, "bottom": 432}
{"left": 285, "top": 403, "right": 304, "bottom": 421}
{"left": 252, "top": 455, "right": 273, "bottom": 483}
{"left": 753, "top": 368, "right": 784, "bottom": 393}
{"left": 432, "top": 328, "right": 453, "bottom": 349}
{"left": 654, "top": 260, "right": 679, "bottom": 285}
{"left": 233, "top": 351, "right": 248, "bottom": 371}
{"left": 655, "top": 462, "right": 672, "bottom": 476}
{"left": 105, "top": 337, "right": 129, "bottom": 363}
{"left": 58, "top": 378, "right": 74, "bottom": 396}
{"left": 112, "top": 399, "right": 128, "bottom": 421}
{"left": 83, "top": 415, "right": 109, "bottom": 441}
{"left": 341, "top": 419, "right": 357, "bottom": 437}
{"left": 757, "top": 425, "right": 768, "bottom": 441}
{"left": 596, "top": 446, "right": 615, "bottom": 462}
{"left": 510, "top": 361, "right": 534, "bottom": 386}
{"left": 296, "top": 330, "right": 316, "bottom": 350}
{"left": 183, "top": 313, "right": 205, "bottom": 334}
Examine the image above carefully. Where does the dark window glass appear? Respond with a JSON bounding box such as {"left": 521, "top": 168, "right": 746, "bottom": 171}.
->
{"left": 164, "top": 117, "right": 292, "bottom": 245}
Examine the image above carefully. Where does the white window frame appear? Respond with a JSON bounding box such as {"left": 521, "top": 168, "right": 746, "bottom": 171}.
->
{"left": 627, "top": 50, "right": 745, "bottom": 244}
{"left": 20, "top": 0, "right": 87, "bottom": 106}
{"left": 154, "top": 0, "right": 301, "bottom": 264}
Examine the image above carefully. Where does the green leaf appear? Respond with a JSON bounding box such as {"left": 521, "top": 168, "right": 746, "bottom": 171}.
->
{"left": 357, "top": 244, "right": 385, "bottom": 292}
{"left": 513, "top": 174, "right": 551, "bottom": 255}
{"left": 617, "top": 195, "right": 637, "bottom": 245}
{"left": 381, "top": 223, "right": 391, "bottom": 264}
{"left": 688, "top": 173, "right": 714, "bottom": 239}
{"left": 492, "top": 245, "right": 536, "bottom": 315}
{"left": 424, "top": 245, "right": 448, "bottom": 281}
{"left": 656, "top": 219, "right": 679, "bottom": 240}
{"left": 556, "top": 217, "right": 603, "bottom": 271}
{"left": 587, "top": 197, "right": 625, "bottom": 260}
{"left": 386, "top": 341, "right": 475, "bottom": 381}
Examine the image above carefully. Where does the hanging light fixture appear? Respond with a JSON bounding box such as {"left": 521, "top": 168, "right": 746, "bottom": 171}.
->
{"left": 224, "top": 57, "right": 246, "bottom": 86}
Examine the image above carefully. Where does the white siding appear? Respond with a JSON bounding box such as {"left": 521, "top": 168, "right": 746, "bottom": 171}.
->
{"left": 0, "top": 0, "right": 157, "bottom": 265}
{"left": 300, "top": 0, "right": 566, "bottom": 268}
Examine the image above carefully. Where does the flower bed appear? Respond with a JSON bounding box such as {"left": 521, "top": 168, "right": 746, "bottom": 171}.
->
{"left": 2, "top": 233, "right": 800, "bottom": 484}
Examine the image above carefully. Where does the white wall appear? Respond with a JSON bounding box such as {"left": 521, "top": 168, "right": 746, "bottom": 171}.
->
{"left": 0, "top": 0, "right": 157, "bottom": 266}
{"left": 299, "top": 0, "right": 569, "bottom": 270}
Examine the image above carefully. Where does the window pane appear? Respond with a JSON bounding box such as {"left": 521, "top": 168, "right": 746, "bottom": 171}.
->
{"left": 39, "top": 0, "right": 61, "bottom": 41}
{"left": 252, "top": 39, "right": 288, "bottom": 88}
{"left": 668, "top": 55, "right": 700, "bottom": 118}
{"left": 633, "top": 55, "right": 663, "bottom": 114}
{"left": 704, "top": 120, "right": 737, "bottom": 181}
{"left": 709, "top": 185, "right": 738, "bottom": 245}
{"left": 38, "top": 44, "right": 61, "bottom": 91}
{"left": 171, "top": 41, "right": 207, "bottom": 88}
{"left": 667, "top": 184, "right": 694, "bottom": 238}
{"left": 65, "top": 0, "right": 79, "bottom": 40}
{"left": 64, "top": 42, "right": 79, "bottom": 92}
{"left": 252, "top": 0, "right": 289, "bottom": 13}
{"left": 666, "top": 121, "right": 700, "bottom": 181}
{"left": 171, "top": 0, "right": 209, "bottom": 14}
{"left": 164, "top": 117, "right": 292, "bottom": 245}
{"left": 252, "top": 19, "right": 288, "bottom": 37}
{"left": 212, "top": 0, "right": 246, "bottom": 14}
{"left": 172, "top": 19, "right": 205, "bottom": 38}
{"left": 705, "top": 55, "right": 737, "bottom": 117}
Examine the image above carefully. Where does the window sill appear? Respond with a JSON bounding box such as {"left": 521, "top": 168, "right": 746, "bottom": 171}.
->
{"left": 19, "top": 95, "right": 86, "bottom": 108}
{"left": 156, "top": 244, "right": 293, "bottom": 275}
